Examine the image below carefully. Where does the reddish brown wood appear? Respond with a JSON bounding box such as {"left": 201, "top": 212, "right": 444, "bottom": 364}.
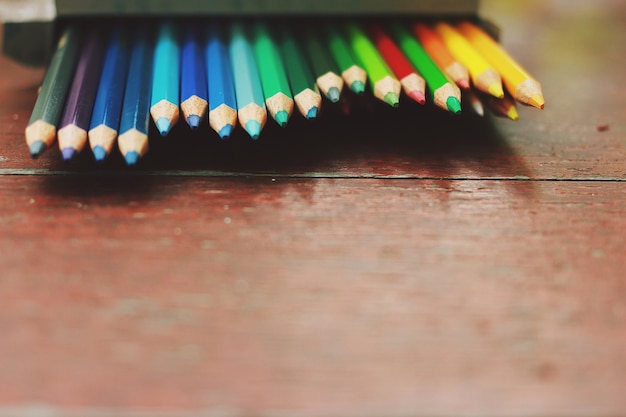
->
{"left": 0, "top": 176, "right": 625, "bottom": 414}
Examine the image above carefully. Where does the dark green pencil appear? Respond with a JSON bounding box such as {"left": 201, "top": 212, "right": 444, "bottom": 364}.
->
{"left": 299, "top": 26, "right": 344, "bottom": 103}
{"left": 25, "top": 25, "right": 82, "bottom": 158}
{"left": 323, "top": 23, "right": 367, "bottom": 94}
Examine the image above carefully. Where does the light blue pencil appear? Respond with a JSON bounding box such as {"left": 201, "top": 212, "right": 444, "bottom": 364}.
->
{"left": 118, "top": 26, "right": 153, "bottom": 166}
{"left": 88, "top": 25, "right": 131, "bottom": 161}
{"left": 150, "top": 21, "right": 180, "bottom": 136}
{"left": 228, "top": 22, "right": 267, "bottom": 139}
{"left": 206, "top": 23, "right": 238, "bottom": 139}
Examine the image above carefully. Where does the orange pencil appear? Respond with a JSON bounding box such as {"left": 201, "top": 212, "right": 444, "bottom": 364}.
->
{"left": 456, "top": 21, "right": 545, "bottom": 109}
{"left": 411, "top": 22, "right": 470, "bottom": 90}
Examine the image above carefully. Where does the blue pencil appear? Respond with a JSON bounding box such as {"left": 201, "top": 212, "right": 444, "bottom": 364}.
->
{"left": 118, "top": 26, "right": 153, "bottom": 166}
{"left": 180, "top": 25, "right": 208, "bottom": 130}
{"left": 150, "top": 21, "right": 180, "bottom": 136}
{"left": 228, "top": 22, "right": 267, "bottom": 139}
{"left": 57, "top": 27, "right": 106, "bottom": 161}
{"left": 206, "top": 23, "right": 238, "bottom": 139}
{"left": 88, "top": 25, "right": 131, "bottom": 162}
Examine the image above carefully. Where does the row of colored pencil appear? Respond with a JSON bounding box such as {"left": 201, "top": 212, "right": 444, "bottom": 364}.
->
{"left": 25, "top": 19, "right": 545, "bottom": 165}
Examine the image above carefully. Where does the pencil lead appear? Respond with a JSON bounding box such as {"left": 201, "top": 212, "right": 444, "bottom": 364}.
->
{"left": 507, "top": 106, "right": 520, "bottom": 121}
{"left": 457, "top": 79, "right": 471, "bottom": 90}
{"left": 327, "top": 87, "right": 341, "bottom": 103}
{"left": 61, "top": 147, "right": 77, "bottom": 162}
{"left": 408, "top": 90, "right": 426, "bottom": 105}
{"left": 275, "top": 110, "right": 289, "bottom": 127}
{"left": 218, "top": 124, "right": 234, "bottom": 140}
{"left": 306, "top": 106, "right": 319, "bottom": 119}
{"left": 124, "top": 151, "right": 139, "bottom": 166}
{"left": 187, "top": 115, "right": 201, "bottom": 130}
{"left": 487, "top": 82, "right": 504, "bottom": 99}
{"left": 384, "top": 92, "right": 400, "bottom": 108}
{"left": 351, "top": 80, "right": 366, "bottom": 94}
{"left": 155, "top": 117, "right": 171, "bottom": 136}
{"left": 528, "top": 94, "right": 545, "bottom": 110}
{"left": 92, "top": 146, "right": 108, "bottom": 162}
{"left": 29, "top": 141, "right": 46, "bottom": 158}
{"left": 245, "top": 120, "right": 261, "bottom": 140}
{"left": 446, "top": 97, "right": 462, "bottom": 114}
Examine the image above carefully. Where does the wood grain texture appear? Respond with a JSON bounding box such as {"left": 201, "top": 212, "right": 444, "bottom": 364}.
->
{"left": 0, "top": 0, "right": 626, "bottom": 415}
{"left": 0, "top": 176, "right": 625, "bottom": 415}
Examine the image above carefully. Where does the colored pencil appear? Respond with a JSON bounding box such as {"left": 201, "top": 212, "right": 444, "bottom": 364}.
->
{"left": 57, "top": 28, "right": 106, "bottom": 161}
{"left": 323, "top": 24, "right": 367, "bottom": 94}
{"left": 411, "top": 22, "right": 470, "bottom": 90}
{"left": 456, "top": 21, "right": 545, "bottom": 109}
{"left": 463, "top": 89, "right": 485, "bottom": 117}
{"left": 482, "top": 93, "right": 519, "bottom": 121}
{"left": 88, "top": 25, "right": 131, "bottom": 162}
{"left": 118, "top": 26, "right": 153, "bottom": 166}
{"left": 252, "top": 22, "right": 294, "bottom": 127}
{"left": 206, "top": 23, "right": 238, "bottom": 139}
{"left": 180, "top": 25, "right": 208, "bottom": 130}
{"left": 25, "top": 25, "right": 82, "bottom": 158}
{"left": 388, "top": 23, "right": 461, "bottom": 114}
{"left": 229, "top": 22, "right": 267, "bottom": 139}
{"left": 277, "top": 26, "right": 322, "bottom": 120}
{"left": 346, "top": 22, "right": 401, "bottom": 108}
{"left": 434, "top": 22, "right": 504, "bottom": 98}
{"left": 150, "top": 22, "right": 180, "bottom": 136}
{"left": 300, "top": 26, "right": 344, "bottom": 103}
{"left": 369, "top": 24, "right": 426, "bottom": 105}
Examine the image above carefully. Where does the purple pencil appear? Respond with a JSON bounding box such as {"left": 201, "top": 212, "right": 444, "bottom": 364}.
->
{"left": 57, "top": 27, "right": 107, "bottom": 161}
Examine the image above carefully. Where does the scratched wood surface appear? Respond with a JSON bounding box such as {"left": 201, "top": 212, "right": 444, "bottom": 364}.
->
{"left": 0, "top": 1, "right": 625, "bottom": 416}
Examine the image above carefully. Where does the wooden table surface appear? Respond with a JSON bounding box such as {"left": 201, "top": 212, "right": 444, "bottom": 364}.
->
{"left": 0, "top": 1, "right": 625, "bottom": 416}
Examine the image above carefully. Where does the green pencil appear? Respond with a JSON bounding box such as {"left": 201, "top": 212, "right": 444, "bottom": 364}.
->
{"left": 25, "top": 25, "right": 82, "bottom": 158}
{"left": 277, "top": 25, "right": 322, "bottom": 119}
{"left": 388, "top": 23, "right": 461, "bottom": 114}
{"left": 323, "top": 23, "right": 367, "bottom": 94}
{"left": 300, "top": 26, "right": 344, "bottom": 103}
{"left": 252, "top": 21, "right": 294, "bottom": 127}
{"left": 345, "top": 22, "right": 401, "bottom": 108}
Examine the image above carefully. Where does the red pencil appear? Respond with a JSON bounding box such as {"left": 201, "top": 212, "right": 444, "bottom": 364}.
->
{"left": 368, "top": 24, "right": 426, "bottom": 105}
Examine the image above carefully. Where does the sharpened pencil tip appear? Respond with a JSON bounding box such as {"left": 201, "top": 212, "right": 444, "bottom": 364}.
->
{"left": 156, "top": 117, "right": 172, "bottom": 136}
{"left": 528, "top": 94, "right": 545, "bottom": 109}
{"left": 327, "top": 87, "right": 341, "bottom": 103}
{"left": 245, "top": 120, "right": 262, "bottom": 139}
{"left": 306, "top": 107, "right": 319, "bottom": 119}
{"left": 187, "top": 115, "right": 201, "bottom": 130}
{"left": 507, "top": 107, "right": 520, "bottom": 121}
{"left": 458, "top": 79, "right": 471, "bottom": 90}
{"left": 92, "top": 146, "right": 107, "bottom": 162}
{"left": 351, "top": 81, "right": 366, "bottom": 94}
{"left": 218, "top": 124, "right": 234, "bottom": 139}
{"left": 275, "top": 111, "right": 289, "bottom": 127}
{"left": 61, "top": 147, "right": 77, "bottom": 162}
{"left": 408, "top": 90, "right": 426, "bottom": 105}
{"left": 488, "top": 83, "right": 504, "bottom": 99}
{"left": 446, "top": 97, "right": 462, "bottom": 114}
{"left": 29, "top": 141, "right": 46, "bottom": 158}
{"left": 124, "top": 151, "right": 139, "bottom": 166}
{"left": 384, "top": 92, "right": 399, "bottom": 108}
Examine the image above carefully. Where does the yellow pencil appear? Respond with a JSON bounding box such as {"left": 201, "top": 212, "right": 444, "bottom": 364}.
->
{"left": 456, "top": 21, "right": 544, "bottom": 109}
{"left": 434, "top": 22, "right": 504, "bottom": 99}
{"left": 481, "top": 92, "right": 519, "bottom": 121}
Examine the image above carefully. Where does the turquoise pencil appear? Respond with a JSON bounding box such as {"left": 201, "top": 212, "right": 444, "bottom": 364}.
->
{"left": 206, "top": 23, "right": 238, "bottom": 139}
{"left": 150, "top": 22, "right": 180, "bottom": 136}
{"left": 228, "top": 22, "right": 267, "bottom": 139}
{"left": 118, "top": 26, "right": 153, "bottom": 166}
